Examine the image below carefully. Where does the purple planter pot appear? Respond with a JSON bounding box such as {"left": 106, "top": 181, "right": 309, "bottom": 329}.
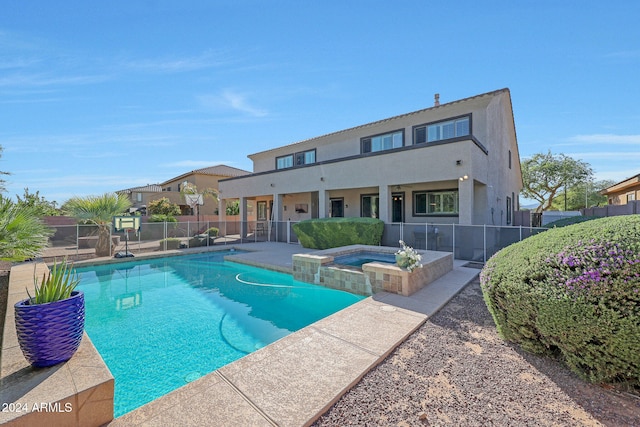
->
{"left": 14, "top": 291, "right": 85, "bottom": 368}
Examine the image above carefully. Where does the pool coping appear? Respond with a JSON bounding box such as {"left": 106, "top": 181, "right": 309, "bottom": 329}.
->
{"left": 1, "top": 243, "right": 479, "bottom": 426}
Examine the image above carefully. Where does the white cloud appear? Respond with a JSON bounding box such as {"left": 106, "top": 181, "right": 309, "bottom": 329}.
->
{"left": 122, "top": 49, "right": 234, "bottom": 74}
{"left": 199, "top": 89, "right": 268, "bottom": 118}
{"left": 565, "top": 134, "right": 640, "bottom": 145}
{"left": 566, "top": 151, "right": 640, "bottom": 159}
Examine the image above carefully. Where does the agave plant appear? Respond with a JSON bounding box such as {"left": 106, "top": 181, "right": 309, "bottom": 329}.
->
{"left": 28, "top": 259, "right": 81, "bottom": 304}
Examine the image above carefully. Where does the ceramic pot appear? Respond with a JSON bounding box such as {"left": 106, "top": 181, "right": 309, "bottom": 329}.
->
{"left": 14, "top": 291, "right": 85, "bottom": 368}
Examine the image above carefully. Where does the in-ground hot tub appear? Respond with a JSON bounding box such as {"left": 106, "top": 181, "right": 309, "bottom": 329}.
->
{"left": 292, "top": 245, "right": 453, "bottom": 296}
{"left": 332, "top": 251, "right": 396, "bottom": 268}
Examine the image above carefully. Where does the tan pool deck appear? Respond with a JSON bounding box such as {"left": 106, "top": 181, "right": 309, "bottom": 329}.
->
{"left": 1, "top": 242, "right": 479, "bottom": 427}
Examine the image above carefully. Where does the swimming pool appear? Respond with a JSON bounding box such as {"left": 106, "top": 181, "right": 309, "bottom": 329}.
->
{"left": 333, "top": 251, "right": 397, "bottom": 268}
{"left": 75, "top": 251, "right": 364, "bottom": 417}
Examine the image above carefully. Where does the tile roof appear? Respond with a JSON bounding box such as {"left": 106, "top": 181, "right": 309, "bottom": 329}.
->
{"left": 160, "top": 164, "right": 252, "bottom": 185}
{"left": 116, "top": 184, "right": 162, "bottom": 194}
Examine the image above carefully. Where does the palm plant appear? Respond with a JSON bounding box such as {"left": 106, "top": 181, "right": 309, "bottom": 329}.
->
{"left": 64, "top": 193, "right": 132, "bottom": 257}
{"left": 0, "top": 195, "right": 52, "bottom": 262}
{"left": 0, "top": 195, "right": 53, "bottom": 355}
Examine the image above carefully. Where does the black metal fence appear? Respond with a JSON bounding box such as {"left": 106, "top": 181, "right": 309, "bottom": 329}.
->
{"left": 42, "top": 220, "right": 546, "bottom": 263}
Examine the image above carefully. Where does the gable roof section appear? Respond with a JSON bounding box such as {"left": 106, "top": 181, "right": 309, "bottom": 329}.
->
{"left": 248, "top": 88, "right": 512, "bottom": 158}
{"left": 160, "top": 164, "right": 251, "bottom": 185}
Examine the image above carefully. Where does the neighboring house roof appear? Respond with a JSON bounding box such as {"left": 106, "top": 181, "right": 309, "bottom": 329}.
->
{"left": 600, "top": 173, "right": 640, "bottom": 195}
{"left": 248, "top": 87, "right": 512, "bottom": 158}
{"left": 160, "top": 164, "right": 251, "bottom": 185}
{"left": 117, "top": 184, "right": 163, "bottom": 194}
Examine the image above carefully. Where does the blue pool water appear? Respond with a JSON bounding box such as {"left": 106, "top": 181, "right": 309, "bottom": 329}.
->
{"left": 333, "top": 251, "right": 396, "bottom": 268}
{"left": 75, "top": 251, "right": 364, "bottom": 417}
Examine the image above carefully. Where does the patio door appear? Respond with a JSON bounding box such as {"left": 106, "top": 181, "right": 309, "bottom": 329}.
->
{"left": 392, "top": 192, "right": 404, "bottom": 222}
{"left": 330, "top": 198, "right": 344, "bottom": 217}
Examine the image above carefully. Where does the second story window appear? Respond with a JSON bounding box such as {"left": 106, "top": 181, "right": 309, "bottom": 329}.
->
{"left": 276, "top": 155, "right": 293, "bottom": 169}
{"left": 414, "top": 115, "right": 470, "bottom": 144}
{"left": 295, "top": 149, "right": 316, "bottom": 166}
{"left": 361, "top": 130, "right": 404, "bottom": 154}
{"left": 277, "top": 149, "right": 316, "bottom": 170}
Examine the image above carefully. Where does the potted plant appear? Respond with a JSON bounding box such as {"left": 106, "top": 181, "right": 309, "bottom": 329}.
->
{"left": 395, "top": 240, "right": 423, "bottom": 272}
{"left": 14, "top": 260, "right": 84, "bottom": 368}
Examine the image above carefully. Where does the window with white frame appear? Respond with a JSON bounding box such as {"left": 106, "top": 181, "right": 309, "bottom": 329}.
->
{"left": 414, "top": 115, "right": 470, "bottom": 144}
{"left": 414, "top": 190, "right": 459, "bottom": 215}
{"left": 361, "top": 130, "right": 404, "bottom": 153}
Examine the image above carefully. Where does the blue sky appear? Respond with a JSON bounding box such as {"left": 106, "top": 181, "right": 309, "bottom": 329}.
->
{"left": 1, "top": 1, "right": 639, "bottom": 206}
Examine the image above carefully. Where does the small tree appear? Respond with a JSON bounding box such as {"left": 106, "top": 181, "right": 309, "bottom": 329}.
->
{"left": 148, "top": 197, "right": 181, "bottom": 217}
{"left": 521, "top": 151, "right": 592, "bottom": 212}
{"left": 16, "top": 188, "right": 60, "bottom": 216}
{"left": 64, "top": 193, "right": 132, "bottom": 257}
{"left": 226, "top": 200, "right": 240, "bottom": 216}
{"left": 550, "top": 179, "right": 614, "bottom": 211}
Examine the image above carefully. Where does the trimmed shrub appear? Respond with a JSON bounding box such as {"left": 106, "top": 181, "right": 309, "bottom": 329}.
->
{"left": 292, "top": 217, "right": 384, "bottom": 249}
{"left": 204, "top": 227, "right": 219, "bottom": 237}
{"left": 149, "top": 214, "right": 177, "bottom": 223}
{"left": 543, "top": 215, "right": 598, "bottom": 228}
{"left": 480, "top": 216, "right": 640, "bottom": 387}
{"left": 159, "top": 238, "right": 182, "bottom": 250}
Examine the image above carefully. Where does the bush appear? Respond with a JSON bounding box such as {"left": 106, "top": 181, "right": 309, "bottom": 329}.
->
{"left": 204, "top": 227, "right": 219, "bottom": 237}
{"left": 149, "top": 214, "right": 177, "bottom": 223}
{"left": 480, "top": 216, "right": 640, "bottom": 387}
{"left": 159, "top": 238, "right": 182, "bottom": 250}
{"left": 543, "top": 215, "right": 598, "bottom": 228}
{"left": 292, "top": 217, "right": 384, "bottom": 249}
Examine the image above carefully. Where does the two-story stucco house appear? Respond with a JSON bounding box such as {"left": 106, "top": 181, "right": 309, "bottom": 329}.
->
{"left": 156, "top": 165, "right": 251, "bottom": 216}
{"left": 218, "top": 88, "right": 522, "bottom": 233}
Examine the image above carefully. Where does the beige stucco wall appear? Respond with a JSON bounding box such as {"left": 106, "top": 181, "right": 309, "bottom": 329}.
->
{"left": 221, "top": 90, "right": 522, "bottom": 226}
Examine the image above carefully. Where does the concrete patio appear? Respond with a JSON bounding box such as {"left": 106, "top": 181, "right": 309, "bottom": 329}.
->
{"left": 1, "top": 242, "right": 479, "bottom": 426}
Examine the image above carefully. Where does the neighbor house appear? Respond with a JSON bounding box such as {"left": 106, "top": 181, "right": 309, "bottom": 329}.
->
{"left": 601, "top": 173, "right": 640, "bottom": 205}
{"left": 117, "top": 184, "right": 163, "bottom": 215}
{"left": 218, "top": 88, "right": 522, "bottom": 232}
{"left": 155, "top": 165, "right": 251, "bottom": 216}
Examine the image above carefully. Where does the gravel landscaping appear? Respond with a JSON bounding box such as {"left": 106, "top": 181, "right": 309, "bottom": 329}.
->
{"left": 313, "top": 280, "right": 640, "bottom": 426}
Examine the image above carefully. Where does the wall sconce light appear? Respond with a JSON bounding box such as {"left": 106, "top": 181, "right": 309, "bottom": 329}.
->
{"left": 459, "top": 175, "right": 469, "bottom": 181}
{"left": 456, "top": 160, "right": 462, "bottom": 166}
{"left": 345, "top": 204, "right": 348, "bottom": 208}
{"left": 320, "top": 177, "right": 325, "bottom": 181}
{"left": 270, "top": 183, "right": 275, "bottom": 187}
{"left": 284, "top": 205, "right": 287, "bottom": 211}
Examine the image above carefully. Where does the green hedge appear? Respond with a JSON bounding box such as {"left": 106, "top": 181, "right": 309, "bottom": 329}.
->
{"left": 480, "top": 216, "right": 640, "bottom": 387}
{"left": 543, "top": 215, "right": 598, "bottom": 228}
{"left": 292, "top": 217, "right": 384, "bottom": 249}
{"left": 159, "top": 237, "right": 182, "bottom": 250}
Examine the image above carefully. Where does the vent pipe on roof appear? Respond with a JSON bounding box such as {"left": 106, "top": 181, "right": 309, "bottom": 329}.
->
{"left": 434, "top": 93, "right": 440, "bottom": 107}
